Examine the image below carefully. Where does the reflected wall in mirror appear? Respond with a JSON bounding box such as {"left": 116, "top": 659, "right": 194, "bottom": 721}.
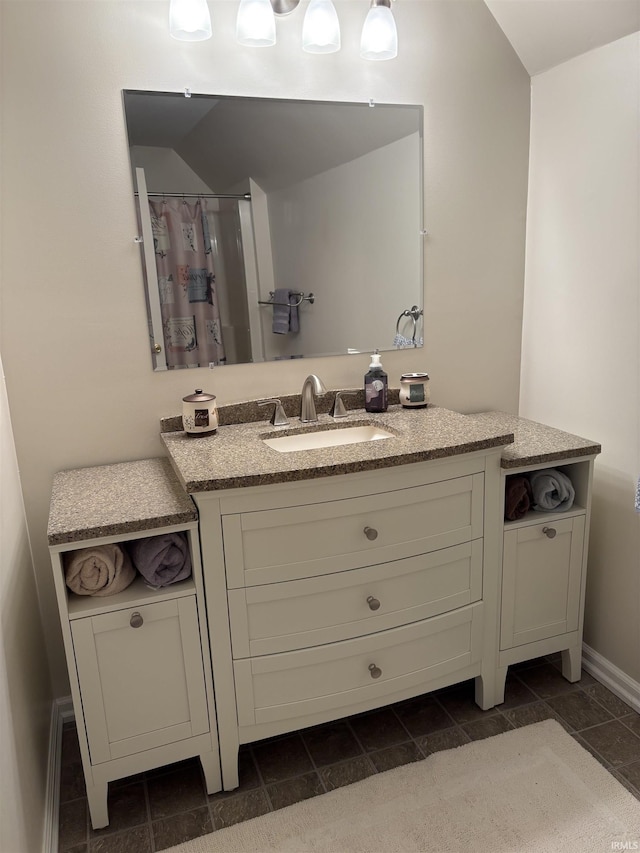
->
{"left": 123, "top": 91, "right": 424, "bottom": 371}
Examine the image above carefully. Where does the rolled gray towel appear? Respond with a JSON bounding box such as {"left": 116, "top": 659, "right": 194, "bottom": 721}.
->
{"left": 529, "top": 468, "right": 575, "bottom": 512}
{"left": 127, "top": 533, "right": 192, "bottom": 588}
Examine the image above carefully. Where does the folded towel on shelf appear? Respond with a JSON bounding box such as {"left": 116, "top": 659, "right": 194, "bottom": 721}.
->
{"left": 529, "top": 468, "right": 575, "bottom": 512}
{"left": 64, "top": 544, "right": 136, "bottom": 597}
{"left": 127, "top": 533, "right": 192, "bottom": 588}
{"left": 504, "top": 475, "right": 533, "bottom": 520}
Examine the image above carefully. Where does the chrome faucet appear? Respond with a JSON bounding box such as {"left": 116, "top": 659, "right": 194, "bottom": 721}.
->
{"left": 300, "top": 374, "right": 326, "bottom": 423}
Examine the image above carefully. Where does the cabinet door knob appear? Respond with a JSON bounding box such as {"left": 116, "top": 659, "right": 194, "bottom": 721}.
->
{"left": 366, "top": 595, "right": 381, "bottom": 611}
{"left": 129, "top": 612, "right": 144, "bottom": 628}
{"left": 368, "top": 663, "right": 382, "bottom": 679}
{"left": 364, "top": 526, "right": 378, "bottom": 541}
{"left": 542, "top": 526, "right": 557, "bottom": 539}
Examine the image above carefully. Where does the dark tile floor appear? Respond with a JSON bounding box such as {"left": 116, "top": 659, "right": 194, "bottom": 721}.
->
{"left": 58, "top": 655, "right": 640, "bottom": 852}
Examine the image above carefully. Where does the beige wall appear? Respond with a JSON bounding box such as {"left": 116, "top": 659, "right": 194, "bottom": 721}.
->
{"left": 0, "top": 0, "right": 530, "bottom": 696}
{"left": 520, "top": 33, "right": 640, "bottom": 681}
{"left": 0, "top": 352, "right": 53, "bottom": 853}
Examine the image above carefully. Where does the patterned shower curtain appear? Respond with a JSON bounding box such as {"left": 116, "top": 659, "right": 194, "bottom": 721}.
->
{"left": 150, "top": 198, "right": 226, "bottom": 368}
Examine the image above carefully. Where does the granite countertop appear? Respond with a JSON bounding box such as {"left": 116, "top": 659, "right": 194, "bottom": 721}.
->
{"left": 468, "top": 411, "right": 601, "bottom": 469}
{"left": 47, "top": 408, "right": 601, "bottom": 546}
{"left": 47, "top": 457, "right": 197, "bottom": 546}
{"left": 161, "top": 405, "right": 516, "bottom": 493}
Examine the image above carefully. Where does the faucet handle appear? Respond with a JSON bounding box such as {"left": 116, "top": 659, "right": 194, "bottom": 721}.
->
{"left": 258, "top": 398, "right": 289, "bottom": 427}
{"left": 330, "top": 390, "right": 358, "bottom": 419}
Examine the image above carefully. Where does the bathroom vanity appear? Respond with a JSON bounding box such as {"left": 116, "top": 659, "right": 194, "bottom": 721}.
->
{"left": 48, "top": 402, "right": 600, "bottom": 825}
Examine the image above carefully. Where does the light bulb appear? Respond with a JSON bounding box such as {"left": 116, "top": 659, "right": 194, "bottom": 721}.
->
{"left": 169, "top": 0, "right": 212, "bottom": 41}
{"left": 236, "top": 0, "right": 277, "bottom": 47}
{"left": 302, "top": 0, "right": 340, "bottom": 54}
{"left": 360, "top": 1, "right": 397, "bottom": 61}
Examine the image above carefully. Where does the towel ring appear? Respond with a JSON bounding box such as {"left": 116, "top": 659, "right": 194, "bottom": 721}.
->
{"left": 395, "top": 306, "right": 423, "bottom": 343}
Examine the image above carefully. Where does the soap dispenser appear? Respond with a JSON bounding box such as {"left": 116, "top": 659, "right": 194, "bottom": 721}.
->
{"left": 364, "top": 350, "right": 388, "bottom": 413}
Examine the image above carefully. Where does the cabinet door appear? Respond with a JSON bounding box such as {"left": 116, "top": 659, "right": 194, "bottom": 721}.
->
{"left": 71, "top": 597, "right": 209, "bottom": 764}
{"left": 501, "top": 515, "right": 585, "bottom": 649}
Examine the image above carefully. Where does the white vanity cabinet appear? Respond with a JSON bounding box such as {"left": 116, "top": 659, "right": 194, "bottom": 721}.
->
{"left": 47, "top": 460, "right": 222, "bottom": 829}
{"left": 195, "top": 449, "right": 504, "bottom": 790}
{"left": 496, "top": 456, "right": 596, "bottom": 701}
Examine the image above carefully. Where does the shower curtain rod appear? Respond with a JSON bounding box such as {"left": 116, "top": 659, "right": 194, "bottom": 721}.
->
{"left": 136, "top": 191, "right": 251, "bottom": 200}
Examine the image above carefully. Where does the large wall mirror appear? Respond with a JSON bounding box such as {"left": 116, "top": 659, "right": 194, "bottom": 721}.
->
{"left": 123, "top": 90, "right": 424, "bottom": 371}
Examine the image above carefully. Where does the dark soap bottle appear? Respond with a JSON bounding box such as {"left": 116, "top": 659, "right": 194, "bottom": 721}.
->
{"left": 364, "top": 351, "right": 388, "bottom": 413}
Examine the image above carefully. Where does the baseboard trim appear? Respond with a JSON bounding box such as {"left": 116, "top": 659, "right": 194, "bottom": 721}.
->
{"left": 582, "top": 643, "right": 640, "bottom": 713}
{"left": 43, "top": 697, "right": 74, "bottom": 853}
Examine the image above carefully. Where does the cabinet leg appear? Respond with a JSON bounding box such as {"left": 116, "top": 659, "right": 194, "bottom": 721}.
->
{"left": 494, "top": 666, "right": 508, "bottom": 705}
{"left": 87, "top": 781, "right": 109, "bottom": 830}
{"left": 199, "top": 750, "right": 222, "bottom": 795}
{"left": 220, "top": 740, "right": 240, "bottom": 791}
{"left": 561, "top": 646, "right": 582, "bottom": 682}
{"left": 474, "top": 671, "right": 497, "bottom": 710}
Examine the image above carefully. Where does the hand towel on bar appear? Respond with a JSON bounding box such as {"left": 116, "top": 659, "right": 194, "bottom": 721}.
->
{"left": 272, "top": 288, "right": 292, "bottom": 334}
{"left": 504, "top": 474, "right": 533, "bottom": 521}
{"left": 288, "top": 291, "right": 300, "bottom": 333}
{"left": 635, "top": 475, "right": 640, "bottom": 512}
{"left": 64, "top": 543, "right": 136, "bottom": 597}
{"left": 529, "top": 468, "right": 575, "bottom": 512}
{"left": 127, "top": 532, "right": 192, "bottom": 588}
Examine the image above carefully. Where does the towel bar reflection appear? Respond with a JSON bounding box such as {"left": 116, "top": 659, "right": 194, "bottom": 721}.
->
{"left": 258, "top": 291, "right": 315, "bottom": 308}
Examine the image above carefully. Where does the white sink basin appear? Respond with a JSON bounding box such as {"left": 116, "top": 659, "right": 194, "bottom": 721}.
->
{"left": 263, "top": 425, "right": 395, "bottom": 453}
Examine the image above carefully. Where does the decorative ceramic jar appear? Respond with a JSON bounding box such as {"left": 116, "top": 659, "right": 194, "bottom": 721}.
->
{"left": 182, "top": 389, "right": 218, "bottom": 435}
{"left": 399, "top": 373, "right": 430, "bottom": 408}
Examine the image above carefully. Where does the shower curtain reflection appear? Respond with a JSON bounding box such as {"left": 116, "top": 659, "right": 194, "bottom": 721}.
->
{"left": 150, "top": 197, "right": 226, "bottom": 369}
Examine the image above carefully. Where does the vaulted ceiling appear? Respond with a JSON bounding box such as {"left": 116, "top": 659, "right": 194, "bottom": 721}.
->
{"left": 483, "top": 0, "right": 639, "bottom": 76}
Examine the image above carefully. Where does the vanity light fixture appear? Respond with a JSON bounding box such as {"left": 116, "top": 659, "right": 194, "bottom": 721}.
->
{"left": 169, "top": 0, "right": 212, "bottom": 41}
{"left": 236, "top": 0, "right": 277, "bottom": 47}
{"left": 171, "top": 0, "right": 397, "bottom": 59}
{"left": 360, "top": 0, "right": 398, "bottom": 61}
{"left": 302, "top": 0, "right": 341, "bottom": 54}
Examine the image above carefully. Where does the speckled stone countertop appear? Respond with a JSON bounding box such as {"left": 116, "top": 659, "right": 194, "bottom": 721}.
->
{"left": 48, "top": 409, "right": 601, "bottom": 545}
{"left": 47, "top": 457, "right": 197, "bottom": 546}
{"left": 468, "top": 411, "right": 601, "bottom": 469}
{"left": 161, "top": 405, "right": 516, "bottom": 493}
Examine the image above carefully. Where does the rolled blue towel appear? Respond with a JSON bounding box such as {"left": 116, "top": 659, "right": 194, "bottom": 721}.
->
{"left": 127, "top": 533, "right": 192, "bottom": 588}
{"left": 529, "top": 469, "right": 575, "bottom": 512}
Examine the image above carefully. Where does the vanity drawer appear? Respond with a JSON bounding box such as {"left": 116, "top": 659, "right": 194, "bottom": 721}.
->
{"left": 234, "top": 603, "right": 483, "bottom": 728}
{"left": 223, "top": 473, "right": 484, "bottom": 588}
{"left": 228, "top": 540, "right": 483, "bottom": 656}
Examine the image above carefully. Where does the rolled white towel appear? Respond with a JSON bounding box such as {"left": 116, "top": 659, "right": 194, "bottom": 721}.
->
{"left": 529, "top": 468, "right": 575, "bottom": 512}
{"left": 65, "top": 544, "right": 136, "bottom": 597}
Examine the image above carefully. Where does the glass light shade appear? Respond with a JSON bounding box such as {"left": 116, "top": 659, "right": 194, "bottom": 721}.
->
{"left": 360, "top": 5, "right": 397, "bottom": 61}
{"left": 169, "top": 0, "right": 212, "bottom": 41}
{"left": 236, "top": 0, "right": 277, "bottom": 47}
{"left": 302, "top": 0, "right": 340, "bottom": 54}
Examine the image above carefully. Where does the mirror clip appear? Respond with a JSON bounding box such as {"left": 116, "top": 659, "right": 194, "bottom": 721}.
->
{"left": 184, "top": 88, "right": 191, "bottom": 98}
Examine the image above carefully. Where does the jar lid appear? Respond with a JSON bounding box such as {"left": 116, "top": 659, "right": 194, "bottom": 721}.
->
{"left": 400, "top": 373, "right": 429, "bottom": 381}
{"left": 183, "top": 389, "right": 216, "bottom": 403}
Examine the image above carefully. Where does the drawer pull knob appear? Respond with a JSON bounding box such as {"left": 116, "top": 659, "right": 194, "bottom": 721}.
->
{"left": 368, "top": 663, "right": 382, "bottom": 679}
{"left": 130, "top": 612, "right": 144, "bottom": 629}
{"left": 366, "top": 595, "right": 381, "bottom": 611}
{"left": 542, "top": 526, "right": 557, "bottom": 539}
{"left": 364, "top": 526, "right": 378, "bottom": 541}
